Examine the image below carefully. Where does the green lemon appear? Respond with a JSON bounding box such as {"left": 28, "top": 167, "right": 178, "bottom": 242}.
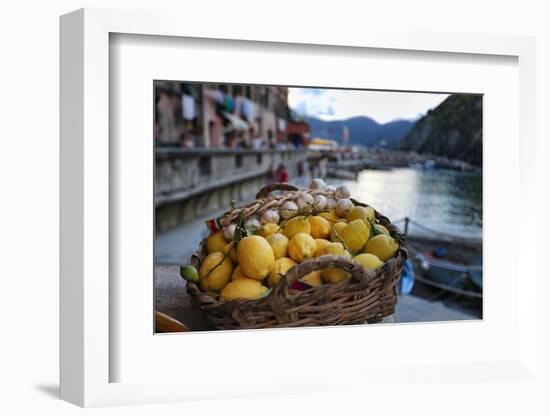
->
{"left": 180, "top": 265, "right": 199, "bottom": 283}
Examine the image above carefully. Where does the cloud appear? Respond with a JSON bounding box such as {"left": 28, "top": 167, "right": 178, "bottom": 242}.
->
{"left": 289, "top": 89, "right": 336, "bottom": 117}
{"left": 288, "top": 87, "right": 449, "bottom": 124}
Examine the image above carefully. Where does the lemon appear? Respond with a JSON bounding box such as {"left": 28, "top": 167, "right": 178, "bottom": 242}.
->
{"left": 347, "top": 205, "right": 375, "bottom": 222}
{"left": 308, "top": 216, "right": 331, "bottom": 239}
{"left": 237, "top": 235, "right": 275, "bottom": 280}
{"left": 330, "top": 222, "right": 347, "bottom": 242}
{"left": 314, "top": 238, "right": 331, "bottom": 257}
{"left": 231, "top": 265, "right": 249, "bottom": 281}
{"left": 318, "top": 210, "right": 339, "bottom": 223}
{"left": 222, "top": 241, "right": 238, "bottom": 263}
{"left": 363, "top": 234, "right": 399, "bottom": 261}
{"left": 220, "top": 278, "right": 270, "bottom": 301}
{"left": 199, "top": 252, "right": 233, "bottom": 292}
{"left": 180, "top": 265, "right": 199, "bottom": 283}
{"left": 300, "top": 270, "right": 323, "bottom": 287}
{"left": 283, "top": 216, "right": 311, "bottom": 239}
{"left": 373, "top": 223, "right": 390, "bottom": 236}
{"left": 268, "top": 257, "right": 297, "bottom": 287}
{"left": 288, "top": 233, "right": 317, "bottom": 263}
{"left": 353, "top": 253, "right": 383, "bottom": 270}
{"left": 339, "top": 219, "right": 371, "bottom": 253}
{"left": 258, "top": 222, "right": 280, "bottom": 237}
{"left": 266, "top": 233, "right": 289, "bottom": 259}
{"left": 206, "top": 231, "right": 227, "bottom": 254}
{"left": 321, "top": 242, "right": 351, "bottom": 283}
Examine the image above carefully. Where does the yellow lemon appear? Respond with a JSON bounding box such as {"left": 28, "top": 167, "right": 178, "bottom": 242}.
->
{"left": 321, "top": 242, "right": 351, "bottom": 283}
{"left": 364, "top": 234, "right": 399, "bottom": 261}
{"left": 258, "top": 222, "right": 280, "bottom": 237}
{"left": 283, "top": 216, "right": 311, "bottom": 239}
{"left": 321, "top": 242, "right": 350, "bottom": 257}
{"left": 318, "top": 210, "right": 340, "bottom": 223}
{"left": 353, "top": 253, "right": 384, "bottom": 270}
{"left": 231, "top": 265, "right": 249, "bottom": 281}
{"left": 268, "top": 257, "right": 297, "bottom": 287}
{"left": 222, "top": 241, "right": 238, "bottom": 263}
{"left": 330, "top": 222, "right": 347, "bottom": 242}
{"left": 237, "top": 236, "right": 275, "bottom": 280}
{"left": 266, "top": 233, "right": 289, "bottom": 259}
{"left": 347, "top": 205, "right": 375, "bottom": 222}
{"left": 308, "top": 216, "right": 332, "bottom": 239}
{"left": 200, "top": 278, "right": 209, "bottom": 292}
{"left": 220, "top": 278, "right": 270, "bottom": 301}
{"left": 206, "top": 231, "right": 227, "bottom": 254}
{"left": 288, "top": 233, "right": 317, "bottom": 263}
{"left": 300, "top": 270, "right": 323, "bottom": 287}
{"left": 340, "top": 219, "right": 371, "bottom": 253}
{"left": 314, "top": 238, "right": 331, "bottom": 257}
{"left": 373, "top": 223, "right": 390, "bottom": 236}
{"left": 199, "top": 252, "right": 233, "bottom": 292}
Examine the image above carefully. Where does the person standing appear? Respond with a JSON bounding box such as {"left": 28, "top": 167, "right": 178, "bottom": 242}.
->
{"left": 277, "top": 163, "right": 289, "bottom": 183}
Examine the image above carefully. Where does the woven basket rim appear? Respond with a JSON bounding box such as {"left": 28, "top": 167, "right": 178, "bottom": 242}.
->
{"left": 187, "top": 183, "right": 408, "bottom": 310}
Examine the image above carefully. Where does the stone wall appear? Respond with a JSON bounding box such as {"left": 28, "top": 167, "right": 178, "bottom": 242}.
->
{"left": 155, "top": 148, "right": 307, "bottom": 232}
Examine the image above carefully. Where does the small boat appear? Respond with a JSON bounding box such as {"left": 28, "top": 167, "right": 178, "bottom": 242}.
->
{"left": 395, "top": 217, "right": 482, "bottom": 299}
{"left": 423, "top": 159, "right": 435, "bottom": 170}
{"left": 414, "top": 250, "right": 482, "bottom": 294}
{"left": 409, "top": 160, "right": 436, "bottom": 170}
{"left": 326, "top": 168, "right": 358, "bottom": 180}
{"left": 468, "top": 255, "right": 483, "bottom": 290}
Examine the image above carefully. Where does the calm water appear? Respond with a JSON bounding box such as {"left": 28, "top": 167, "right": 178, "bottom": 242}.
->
{"left": 334, "top": 168, "right": 482, "bottom": 239}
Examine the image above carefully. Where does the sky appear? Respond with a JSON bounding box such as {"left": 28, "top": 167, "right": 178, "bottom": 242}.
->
{"left": 287, "top": 87, "right": 449, "bottom": 124}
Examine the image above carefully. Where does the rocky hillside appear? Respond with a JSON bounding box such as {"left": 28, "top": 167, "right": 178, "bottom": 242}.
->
{"left": 400, "top": 95, "right": 482, "bottom": 166}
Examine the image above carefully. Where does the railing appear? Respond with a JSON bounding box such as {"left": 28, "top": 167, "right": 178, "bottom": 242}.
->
{"left": 155, "top": 147, "right": 307, "bottom": 206}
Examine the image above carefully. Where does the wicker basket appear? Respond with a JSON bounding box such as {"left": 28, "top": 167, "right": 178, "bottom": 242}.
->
{"left": 187, "top": 183, "right": 407, "bottom": 330}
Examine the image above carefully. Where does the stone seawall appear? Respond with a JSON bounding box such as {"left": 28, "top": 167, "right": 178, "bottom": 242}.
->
{"left": 155, "top": 148, "right": 307, "bottom": 232}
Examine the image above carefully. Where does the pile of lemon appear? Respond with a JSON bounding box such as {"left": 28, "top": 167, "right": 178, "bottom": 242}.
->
{"left": 184, "top": 185, "right": 400, "bottom": 302}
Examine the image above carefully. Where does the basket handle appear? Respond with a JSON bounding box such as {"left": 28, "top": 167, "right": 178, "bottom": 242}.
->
{"left": 271, "top": 255, "right": 375, "bottom": 297}
{"left": 255, "top": 183, "right": 299, "bottom": 199}
{"left": 267, "top": 255, "right": 377, "bottom": 322}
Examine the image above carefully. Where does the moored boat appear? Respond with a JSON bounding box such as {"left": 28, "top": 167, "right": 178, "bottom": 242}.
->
{"left": 394, "top": 217, "right": 482, "bottom": 300}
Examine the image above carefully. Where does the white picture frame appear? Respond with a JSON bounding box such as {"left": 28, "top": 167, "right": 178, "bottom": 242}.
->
{"left": 60, "top": 7, "right": 538, "bottom": 408}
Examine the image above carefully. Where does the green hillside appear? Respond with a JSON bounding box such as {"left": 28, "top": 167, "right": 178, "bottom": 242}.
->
{"left": 400, "top": 95, "right": 482, "bottom": 166}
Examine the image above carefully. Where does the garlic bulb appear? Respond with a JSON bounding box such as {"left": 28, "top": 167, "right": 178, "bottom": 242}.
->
{"left": 223, "top": 223, "right": 236, "bottom": 241}
{"left": 335, "top": 185, "right": 351, "bottom": 199}
{"left": 325, "top": 185, "right": 336, "bottom": 193}
{"left": 280, "top": 201, "right": 299, "bottom": 219}
{"left": 260, "top": 209, "right": 280, "bottom": 225}
{"left": 312, "top": 194, "right": 327, "bottom": 212}
{"left": 335, "top": 198, "right": 353, "bottom": 217}
{"left": 245, "top": 218, "right": 261, "bottom": 233}
{"left": 310, "top": 178, "right": 327, "bottom": 190}
{"left": 295, "top": 192, "right": 315, "bottom": 214}
{"left": 325, "top": 197, "right": 337, "bottom": 210}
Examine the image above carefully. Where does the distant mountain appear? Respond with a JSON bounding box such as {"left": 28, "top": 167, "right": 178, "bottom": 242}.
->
{"left": 400, "top": 95, "right": 482, "bottom": 165}
{"left": 304, "top": 115, "right": 414, "bottom": 149}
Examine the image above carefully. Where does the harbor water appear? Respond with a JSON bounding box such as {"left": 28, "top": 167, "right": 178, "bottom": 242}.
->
{"left": 333, "top": 167, "right": 482, "bottom": 239}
